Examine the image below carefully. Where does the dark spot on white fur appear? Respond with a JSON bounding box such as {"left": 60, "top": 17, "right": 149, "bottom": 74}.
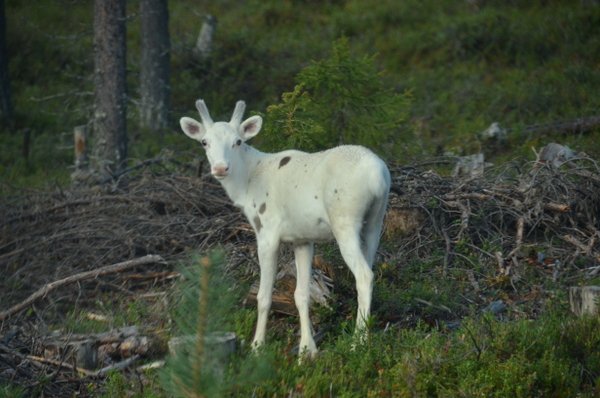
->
{"left": 253, "top": 216, "right": 262, "bottom": 232}
{"left": 314, "top": 195, "right": 318, "bottom": 200}
{"left": 334, "top": 189, "right": 338, "bottom": 194}
{"left": 259, "top": 203, "right": 266, "bottom": 214}
{"left": 279, "top": 156, "right": 291, "bottom": 168}
{"left": 253, "top": 202, "right": 256, "bottom": 208}
{"left": 266, "top": 192, "right": 269, "bottom": 197}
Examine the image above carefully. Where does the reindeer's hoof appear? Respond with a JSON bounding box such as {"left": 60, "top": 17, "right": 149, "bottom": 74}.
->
{"left": 351, "top": 329, "right": 369, "bottom": 351}
{"left": 297, "top": 347, "right": 318, "bottom": 364}
{"left": 251, "top": 340, "right": 264, "bottom": 354}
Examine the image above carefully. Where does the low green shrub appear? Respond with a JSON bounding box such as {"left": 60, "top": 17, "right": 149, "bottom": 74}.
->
{"left": 231, "top": 312, "right": 599, "bottom": 397}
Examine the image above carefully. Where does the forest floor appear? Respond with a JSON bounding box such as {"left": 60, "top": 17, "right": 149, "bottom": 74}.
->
{"left": 1, "top": 148, "right": 599, "bottom": 397}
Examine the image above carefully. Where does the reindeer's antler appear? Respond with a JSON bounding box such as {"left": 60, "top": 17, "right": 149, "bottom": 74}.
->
{"left": 195, "top": 99, "right": 214, "bottom": 127}
{"left": 230, "top": 100, "right": 246, "bottom": 128}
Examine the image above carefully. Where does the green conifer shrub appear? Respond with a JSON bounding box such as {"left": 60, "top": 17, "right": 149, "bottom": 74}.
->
{"left": 160, "top": 251, "right": 273, "bottom": 397}
{"left": 259, "top": 38, "right": 413, "bottom": 158}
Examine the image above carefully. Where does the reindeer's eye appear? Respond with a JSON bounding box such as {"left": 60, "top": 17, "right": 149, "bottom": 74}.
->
{"left": 201, "top": 139, "right": 207, "bottom": 147}
{"left": 235, "top": 139, "right": 242, "bottom": 146}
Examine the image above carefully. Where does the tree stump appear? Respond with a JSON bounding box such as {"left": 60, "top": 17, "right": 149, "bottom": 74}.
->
{"left": 569, "top": 286, "right": 600, "bottom": 316}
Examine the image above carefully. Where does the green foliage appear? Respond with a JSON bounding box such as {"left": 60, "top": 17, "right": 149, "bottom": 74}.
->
{"left": 259, "top": 38, "right": 412, "bottom": 157}
{"left": 160, "top": 250, "right": 274, "bottom": 397}
{"left": 327, "top": 0, "right": 600, "bottom": 159}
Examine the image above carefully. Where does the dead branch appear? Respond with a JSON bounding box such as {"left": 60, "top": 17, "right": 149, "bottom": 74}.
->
{"left": 48, "top": 326, "right": 139, "bottom": 345}
{"left": 507, "top": 217, "right": 525, "bottom": 261}
{"left": 562, "top": 235, "right": 600, "bottom": 262}
{"left": 89, "top": 355, "right": 140, "bottom": 377}
{"left": 442, "top": 192, "right": 570, "bottom": 213}
{"left": 0, "top": 255, "right": 165, "bottom": 321}
{"left": 25, "top": 354, "right": 88, "bottom": 376}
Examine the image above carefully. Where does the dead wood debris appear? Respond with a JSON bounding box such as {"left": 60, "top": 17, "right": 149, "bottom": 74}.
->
{"left": 386, "top": 147, "right": 600, "bottom": 283}
{"left": 0, "top": 255, "right": 165, "bottom": 321}
{"left": 0, "top": 167, "right": 254, "bottom": 312}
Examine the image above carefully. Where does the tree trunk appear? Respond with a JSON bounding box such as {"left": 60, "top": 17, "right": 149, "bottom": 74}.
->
{"left": 92, "top": 0, "right": 127, "bottom": 178}
{"left": 139, "top": 0, "right": 170, "bottom": 132}
{"left": 0, "top": 0, "right": 13, "bottom": 126}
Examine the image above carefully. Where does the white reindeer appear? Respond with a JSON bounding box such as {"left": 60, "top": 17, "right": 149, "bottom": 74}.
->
{"left": 180, "top": 100, "right": 391, "bottom": 357}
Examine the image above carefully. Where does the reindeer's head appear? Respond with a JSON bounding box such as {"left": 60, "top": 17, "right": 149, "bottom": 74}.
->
{"left": 180, "top": 100, "right": 262, "bottom": 179}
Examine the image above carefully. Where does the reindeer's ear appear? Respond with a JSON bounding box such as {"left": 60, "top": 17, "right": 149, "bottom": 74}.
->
{"left": 180, "top": 117, "right": 205, "bottom": 141}
{"left": 239, "top": 115, "right": 262, "bottom": 141}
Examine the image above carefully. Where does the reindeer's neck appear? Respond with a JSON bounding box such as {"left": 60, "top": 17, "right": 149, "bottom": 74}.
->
{"left": 219, "top": 144, "right": 268, "bottom": 208}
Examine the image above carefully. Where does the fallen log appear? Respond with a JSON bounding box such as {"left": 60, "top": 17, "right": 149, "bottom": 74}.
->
{"left": 0, "top": 254, "right": 165, "bottom": 321}
{"left": 41, "top": 325, "right": 161, "bottom": 371}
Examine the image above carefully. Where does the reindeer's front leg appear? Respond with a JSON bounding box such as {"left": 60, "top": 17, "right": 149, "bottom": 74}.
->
{"left": 252, "top": 236, "right": 279, "bottom": 350}
{"left": 293, "top": 243, "right": 317, "bottom": 358}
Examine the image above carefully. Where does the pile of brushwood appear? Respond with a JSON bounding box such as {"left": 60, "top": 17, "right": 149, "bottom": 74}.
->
{"left": 388, "top": 150, "right": 600, "bottom": 282}
{"left": 0, "top": 147, "right": 599, "bottom": 396}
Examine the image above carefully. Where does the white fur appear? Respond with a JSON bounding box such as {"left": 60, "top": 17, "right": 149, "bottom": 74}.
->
{"left": 180, "top": 100, "right": 391, "bottom": 357}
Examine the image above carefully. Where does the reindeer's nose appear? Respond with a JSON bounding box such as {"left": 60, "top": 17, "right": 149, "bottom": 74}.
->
{"left": 212, "top": 163, "right": 229, "bottom": 178}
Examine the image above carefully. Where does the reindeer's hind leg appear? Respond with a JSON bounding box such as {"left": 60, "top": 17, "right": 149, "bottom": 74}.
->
{"left": 332, "top": 221, "right": 374, "bottom": 334}
{"left": 362, "top": 195, "right": 388, "bottom": 267}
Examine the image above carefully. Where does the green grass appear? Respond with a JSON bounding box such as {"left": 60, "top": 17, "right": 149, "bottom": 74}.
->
{"left": 50, "top": 288, "right": 170, "bottom": 335}
{"left": 0, "top": 384, "right": 25, "bottom": 398}
{"left": 95, "top": 369, "right": 164, "bottom": 398}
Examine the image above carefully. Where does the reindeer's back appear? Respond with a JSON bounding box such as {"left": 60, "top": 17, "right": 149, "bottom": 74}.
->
{"left": 267, "top": 145, "right": 387, "bottom": 221}
{"left": 318, "top": 145, "right": 390, "bottom": 217}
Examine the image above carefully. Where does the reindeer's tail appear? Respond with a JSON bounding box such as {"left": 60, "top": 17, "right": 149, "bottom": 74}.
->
{"left": 363, "top": 160, "right": 391, "bottom": 267}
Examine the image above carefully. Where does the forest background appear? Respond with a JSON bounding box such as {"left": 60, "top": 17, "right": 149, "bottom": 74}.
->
{"left": 2, "top": 0, "right": 600, "bottom": 182}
